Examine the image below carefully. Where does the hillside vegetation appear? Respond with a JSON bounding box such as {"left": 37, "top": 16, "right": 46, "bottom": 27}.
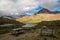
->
{"left": 0, "top": 17, "right": 24, "bottom": 34}
{"left": 16, "top": 13, "right": 60, "bottom": 23}
{"left": 0, "top": 17, "right": 24, "bottom": 25}
{"left": 16, "top": 20, "right": 60, "bottom": 40}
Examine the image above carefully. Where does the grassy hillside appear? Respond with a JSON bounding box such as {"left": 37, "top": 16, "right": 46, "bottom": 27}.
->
{"left": 0, "top": 17, "right": 24, "bottom": 25}
{"left": 0, "top": 17, "right": 24, "bottom": 34}
{"left": 16, "top": 13, "right": 60, "bottom": 23}
{"left": 35, "top": 20, "right": 60, "bottom": 28}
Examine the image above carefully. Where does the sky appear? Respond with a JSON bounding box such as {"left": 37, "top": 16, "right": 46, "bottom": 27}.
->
{"left": 0, "top": 0, "right": 60, "bottom": 16}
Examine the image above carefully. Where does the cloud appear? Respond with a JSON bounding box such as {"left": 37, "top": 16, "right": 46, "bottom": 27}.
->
{"left": 0, "top": 0, "right": 60, "bottom": 16}
{"left": 0, "top": 0, "right": 40, "bottom": 16}
{"left": 38, "top": 0, "right": 60, "bottom": 11}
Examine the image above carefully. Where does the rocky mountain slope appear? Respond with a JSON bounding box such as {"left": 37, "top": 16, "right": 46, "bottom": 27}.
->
{"left": 16, "top": 8, "right": 60, "bottom": 23}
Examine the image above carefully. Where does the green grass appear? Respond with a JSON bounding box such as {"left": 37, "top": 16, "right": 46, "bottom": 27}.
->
{"left": 24, "top": 20, "right": 60, "bottom": 40}
{"left": 35, "top": 20, "right": 60, "bottom": 40}
{"left": 0, "top": 25, "right": 23, "bottom": 34}
{"left": 0, "top": 17, "right": 24, "bottom": 34}
{"left": 0, "top": 17, "right": 24, "bottom": 24}
{"left": 0, "top": 19, "right": 60, "bottom": 39}
{"left": 0, "top": 20, "right": 60, "bottom": 40}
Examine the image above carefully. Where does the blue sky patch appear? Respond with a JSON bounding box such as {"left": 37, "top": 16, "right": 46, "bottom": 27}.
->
{"left": 24, "top": 6, "right": 43, "bottom": 15}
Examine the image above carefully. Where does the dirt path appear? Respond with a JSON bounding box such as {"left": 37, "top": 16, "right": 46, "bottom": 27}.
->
{"left": 0, "top": 30, "right": 39, "bottom": 40}
{"left": 0, "top": 33, "right": 16, "bottom": 40}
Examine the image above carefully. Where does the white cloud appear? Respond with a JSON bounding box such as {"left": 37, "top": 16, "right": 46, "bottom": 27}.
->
{"left": 0, "top": 0, "right": 39, "bottom": 16}
{"left": 0, "top": 0, "right": 60, "bottom": 16}
{"left": 38, "top": 0, "right": 60, "bottom": 11}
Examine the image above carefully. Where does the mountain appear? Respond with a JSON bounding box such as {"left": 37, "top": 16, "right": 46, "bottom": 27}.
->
{"left": 38, "top": 8, "right": 60, "bottom": 14}
{"left": 16, "top": 13, "right": 60, "bottom": 23}
{"left": 2, "top": 16, "right": 14, "bottom": 19}
{"left": 0, "top": 17, "right": 24, "bottom": 25}
{"left": 38, "top": 8, "right": 50, "bottom": 13}
{"left": 1, "top": 8, "right": 59, "bottom": 23}
{"left": 2, "top": 15, "right": 19, "bottom": 19}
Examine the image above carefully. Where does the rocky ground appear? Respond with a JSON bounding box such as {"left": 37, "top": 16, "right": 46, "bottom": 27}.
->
{"left": 0, "top": 28, "right": 60, "bottom": 40}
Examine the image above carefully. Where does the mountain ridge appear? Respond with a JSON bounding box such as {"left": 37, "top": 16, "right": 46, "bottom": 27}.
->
{"left": 0, "top": 8, "right": 60, "bottom": 23}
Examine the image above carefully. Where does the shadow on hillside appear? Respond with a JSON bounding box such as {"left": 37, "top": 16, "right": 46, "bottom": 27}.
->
{"left": 36, "top": 20, "right": 60, "bottom": 28}
{"left": 0, "top": 17, "right": 24, "bottom": 25}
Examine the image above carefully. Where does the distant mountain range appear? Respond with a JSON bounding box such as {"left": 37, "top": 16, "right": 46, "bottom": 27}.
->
{"left": 0, "top": 8, "right": 60, "bottom": 19}
{"left": 16, "top": 8, "right": 60, "bottom": 19}
{"left": 2, "top": 16, "right": 14, "bottom": 19}
{"left": 0, "top": 8, "right": 60, "bottom": 24}
{"left": 16, "top": 8, "right": 60, "bottom": 23}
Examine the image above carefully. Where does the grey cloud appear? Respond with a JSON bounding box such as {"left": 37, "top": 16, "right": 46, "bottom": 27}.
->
{"left": 0, "top": 0, "right": 60, "bottom": 16}
{"left": 38, "top": 0, "right": 60, "bottom": 10}
{"left": 0, "top": 0, "right": 39, "bottom": 16}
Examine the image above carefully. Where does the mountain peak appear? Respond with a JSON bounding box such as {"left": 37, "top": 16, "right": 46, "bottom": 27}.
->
{"left": 38, "top": 8, "right": 60, "bottom": 14}
{"left": 38, "top": 8, "right": 50, "bottom": 13}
